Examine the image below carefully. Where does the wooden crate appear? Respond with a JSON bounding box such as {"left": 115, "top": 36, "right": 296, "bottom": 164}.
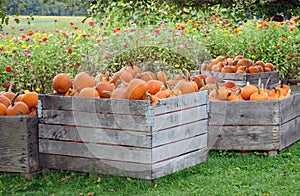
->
{"left": 200, "top": 71, "right": 280, "bottom": 88}
{"left": 208, "top": 92, "right": 300, "bottom": 155}
{"left": 38, "top": 91, "right": 208, "bottom": 180}
{"left": 0, "top": 116, "right": 40, "bottom": 179}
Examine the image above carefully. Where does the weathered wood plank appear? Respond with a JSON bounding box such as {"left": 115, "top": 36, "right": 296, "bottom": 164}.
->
{"left": 152, "top": 119, "right": 207, "bottom": 147}
{"left": 209, "top": 100, "right": 280, "bottom": 126}
{"left": 153, "top": 91, "right": 208, "bottom": 115}
{"left": 152, "top": 147, "right": 208, "bottom": 179}
{"left": 208, "top": 125, "right": 280, "bottom": 150}
{"left": 153, "top": 105, "right": 208, "bottom": 131}
{"left": 280, "top": 93, "right": 300, "bottom": 124}
{"left": 0, "top": 116, "right": 39, "bottom": 174}
{"left": 39, "top": 94, "right": 149, "bottom": 115}
{"left": 279, "top": 115, "right": 300, "bottom": 150}
{"left": 39, "top": 139, "right": 152, "bottom": 163}
{"left": 152, "top": 134, "right": 207, "bottom": 163}
{"left": 39, "top": 124, "right": 151, "bottom": 147}
{"left": 40, "top": 110, "right": 150, "bottom": 131}
{"left": 39, "top": 153, "right": 153, "bottom": 180}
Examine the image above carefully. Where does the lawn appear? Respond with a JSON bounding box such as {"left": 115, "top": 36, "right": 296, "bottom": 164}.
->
{"left": 1, "top": 141, "right": 300, "bottom": 195}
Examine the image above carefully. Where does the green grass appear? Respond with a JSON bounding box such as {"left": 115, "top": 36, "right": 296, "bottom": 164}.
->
{"left": 2, "top": 16, "right": 92, "bottom": 34}
{"left": 1, "top": 141, "right": 300, "bottom": 195}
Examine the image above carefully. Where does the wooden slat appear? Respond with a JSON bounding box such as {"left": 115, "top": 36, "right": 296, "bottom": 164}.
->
{"left": 209, "top": 100, "right": 280, "bottom": 126}
{"left": 152, "top": 134, "right": 207, "bottom": 163}
{"left": 40, "top": 148, "right": 208, "bottom": 180}
{"left": 208, "top": 125, "right": 280, "bottom": 150}
{"left": 279, "top": 115, "right": 300, "bottom": 150}
{"left": 153, "top": 91, "right": 208, "bottom": 115}
{"left": 0, "top": 116, "right": 39, "bottom": 173}
{"left": 40, "top": 110, "right": 150, "bottom": 131}
{"left": 152, "top": 147, "right": 208, "bottom": 179}
{"left": 39, "top": 139, "right": 152, "bottom": 163}
{"left": 153, "top": 105, "right": 208, "bottom": 131}
{"left": 39, "top": 94, "right": 149, "bottom": 115}
{"left": 39, "top": 153, "right": 153, "bottom": 180}
{"left": 39, "top": 124, "right": 151, "bottom": 147}
{"left": 152, "top": 120, "right": 207, "bottom": 147}
{"left": 280, "top": 93, "right": 300, "bottom": 124}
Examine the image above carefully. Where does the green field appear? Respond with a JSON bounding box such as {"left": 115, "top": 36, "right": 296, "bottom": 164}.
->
{"left": 2, "top": 16, "right": 93, "bottom": 34}
{"left": 1, "top": 141, "right": 300, "bottom": 195}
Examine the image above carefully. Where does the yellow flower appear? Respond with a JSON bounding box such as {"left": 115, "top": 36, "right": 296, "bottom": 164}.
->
{"left": 75, "top": 36, "right": 81, "bottom": 41}
{"left": 229, "top": 34, "right": 234, "bottom": 37}
{"left": 215, "top": 24, "right": 221, "bottom": 27}
{"left": 9, "top": 43, "right": 14, "bottom": 47}
{"left": 9, "top": 39, "right": 14, "bottom": 43}
{"left": 0, "top": 44, "right": 4, "bottom": 47}
{"left": 223, "top": 34, "right": 228, "bottom": 37}
{"left": 251, "top": 55, "right": 256, "bottom": 59}
{"left": 35, "top": 33, "right": 41, "bottom": 38}
{"left": 23, "top": 90, "right": 30, "bottom": 94}
{"left": 42, "top": 33, "right": 47, "bottom": 37}
{"left": 35, "top": 88, "right": 41, "bottom": 92}
{"left": 5, "top": 51, "right": 11, "bottom": 55}
{"left": 35, "top": 45, "right": 40, "bottom": 49}
{"left": 223, "top": 30, "right": 228, "bottom": 33}
{"left": 188, "top": 20, "right": 193, "bottom": 23}
{"left": 237, "top": 27, "right": 243, "bottom": 31}
{"left": 21, "top": 44, "right": 27, "bottom": 49}
{"left": 253, "top": 42, "right": 257, "bottom": 45}
{"left": 192, "top": 28, "right": 196, "bottom": 31}
{"left": 175, "top": 64, "right": 180, "bottom": 68}
{"left": 72, "top": 52, "right": 77, "bottom": 55}
{"left": 257, "top": 24, "right": 262, "bottom": 28}
{"left": 12, "top": 47, "right": 18, "bottom": 51}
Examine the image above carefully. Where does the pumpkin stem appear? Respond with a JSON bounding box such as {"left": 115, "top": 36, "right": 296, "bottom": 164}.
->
{"left": 182, "top": 68, "right": 191, "bottom": 81}
{"left": 7, "top": 82, "right": 13, "bottom": 93}
{"left": 117, "top": 75, "right": 128, "bottom": 87}
{"left": 11, "top": 93, "right": 20, "bottom": 107}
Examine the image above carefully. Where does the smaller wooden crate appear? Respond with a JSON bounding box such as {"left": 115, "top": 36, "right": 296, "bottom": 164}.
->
{"left": 38, "top": 91, "right": 209, "bottom": 180}
{"left": 0, "top": 116, "right": 40, "bottom": 179}
{"left": 201, "top": 71, "right": 280, "bottom": 88}
{"left": 208, "top": 92, "right": 300, "bottom": 155}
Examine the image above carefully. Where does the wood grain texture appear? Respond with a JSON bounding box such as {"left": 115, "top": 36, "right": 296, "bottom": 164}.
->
{"left": 280, "top": 92, "right": 300, "bottom": 124}
{"left": 279, "top": 115, "right": 300, "bottom": 150}
{"left": 0, "top": 116, "right": 39, "bottom": 176}
{"left": 208, "top": 125, "right": 280, "bottom": 150}
{"left": 209, "top": 100, "right": 280, "bottom": 126}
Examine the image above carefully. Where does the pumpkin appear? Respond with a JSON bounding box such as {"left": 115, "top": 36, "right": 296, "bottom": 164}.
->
{"left": 21, "top": 92, "right": 38, "bottom": 109}
{"left": 52, "top": 73, "right": 73, "bottom": 94}
{"left": 0, "top": 103, "right": 7, "bottom": 115}
{"left": 156, "top": 71, "right": 168, "bottom": 83}
{"left": 0, "top": 96, "right": 11, "bottom": 108}
{"left": 96, "top": 82, "right": 115, "bottom": 98}
{"left": 146, "top": 80, "right": 164, "bottom": 95}
{"left": 110, "top": 87, "right": 127, "bottom": 99}
{"left": 78, "top": 87, "right": 99, "bottom": 98}
{"left": 241, "top": 82, "right": 258, "bottom": 100}
{"left": 6, "top": 94, "right": 30, "bottom": 116}
{"left": 73, "top": 72, "right": 96, "bottom": 92}
{"left": 124, "top": 79, "right": 148, "bottom": 100}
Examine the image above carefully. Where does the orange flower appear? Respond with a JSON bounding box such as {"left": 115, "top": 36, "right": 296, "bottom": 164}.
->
{"left": 282, "top": 37, "right": 287, "bottom": 41}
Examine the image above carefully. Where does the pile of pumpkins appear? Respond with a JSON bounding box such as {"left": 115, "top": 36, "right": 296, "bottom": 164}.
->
{"left": 0, "top": 85, "right": 38, "bottom": 116}
{"left": 194, "top": 73, "right": 292, "bottom": 101}
{"left": 52, "top": 66, "right": 203, "bottom": 105}
{"left": 201, "top": 55, "right": 276, "bottom": 73}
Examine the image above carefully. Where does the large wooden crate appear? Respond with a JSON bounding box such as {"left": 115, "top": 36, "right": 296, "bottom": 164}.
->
{"left": 208, "top": 92, "right": 300, "bottom": 155}
{"left": 0, "top": 116, "right": 40, "bottom": 179}
{"left": 38, "top": 91, "right": 208, "bottom": 180}
{"left": 200, "top": 71, "right": 280, "bottom": 88}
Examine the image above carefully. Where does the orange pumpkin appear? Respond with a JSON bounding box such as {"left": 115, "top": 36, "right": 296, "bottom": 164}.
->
{"left": 52, "top": 73, "right": 73, "bottom": 94}
{"left": 0, "top": 103, "right": 7, "bottom": 115}
{"left": 21, "top": 92, "right": 39, "bottom": 109}
{"left": 124, "top": 79, "right": 148, "bottom": 100}
{"left": 241, "top": 83, "right": 258, "bottom": 100}
{"left": 96, "top": 82, "right": 115, "bottom": 98}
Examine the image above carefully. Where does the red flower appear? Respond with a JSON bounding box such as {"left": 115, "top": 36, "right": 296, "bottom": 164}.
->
{"left": 69, "top": 22, "right": 74, "bottom": 25}
{"left": 62, "top": 65, "right": 66, "bottom": 69}
{"left": 69, "top": 65, "right": 74, "bottom": 69}
{"left": 42, "top": 37, "right": 48, "bottom": 42}
{"left": 88, "top": 21, "right": 95, "bottom": 26}
{"left": 68, "top": 48, "right": 72, "bottom": 53}
{"left": 0, "top": 47, "right": 3, "bottom": 51}
{"left": 54, "top": 20, "right": 58, "bottom": 23}
{"left": 143, "top": 12, "right": 148, "bottom": 15}
{"left": 3, "top": 83, "right": 9, "bottom": 88}
{"left": 184, "top": 19, "right": 189, "bottom": 23}
{"left": 214, "top": 13, "right": 219, "bottom": 17}
{"left": 5, "top": 66, "right": 11, "bottom": 72}
{"left": 290, "top": 53, "right": 295, "bottom": 58}
{"left": 76, "top": 62, "right": 81, "bottom": 67}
